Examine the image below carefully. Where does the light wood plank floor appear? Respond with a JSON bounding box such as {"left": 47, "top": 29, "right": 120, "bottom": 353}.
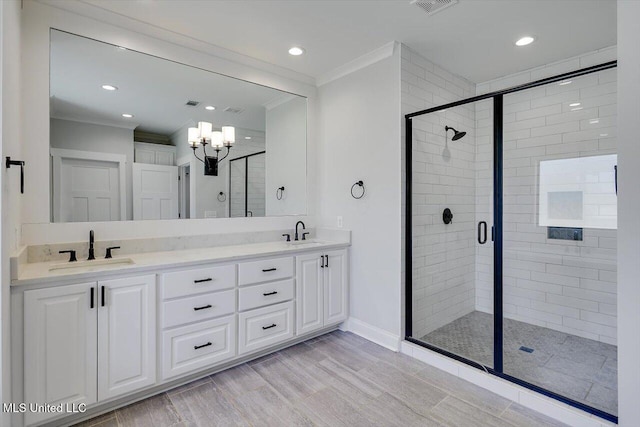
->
{"left": 74, "top": 331, "right": 569, "bottom": 427}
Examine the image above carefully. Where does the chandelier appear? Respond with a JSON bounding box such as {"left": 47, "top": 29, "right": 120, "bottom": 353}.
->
{"left": 188, "top": 121, "right": 235, "bottom": 176}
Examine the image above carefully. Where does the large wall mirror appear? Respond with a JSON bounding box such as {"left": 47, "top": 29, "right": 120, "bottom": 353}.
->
{"left": 49, "top": 30, "right": 307, "bottom": 222}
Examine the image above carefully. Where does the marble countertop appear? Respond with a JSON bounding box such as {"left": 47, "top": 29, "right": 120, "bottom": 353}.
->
{"left": 12, "top": 239, "right": 349, "bottom": 287}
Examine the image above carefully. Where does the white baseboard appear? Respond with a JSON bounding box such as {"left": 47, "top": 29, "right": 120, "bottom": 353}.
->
{"left": 401, "top": 340, "right": 615, "bottom": 427}
{"left": 341, "top": 317, "right": 401, "bottom": 351}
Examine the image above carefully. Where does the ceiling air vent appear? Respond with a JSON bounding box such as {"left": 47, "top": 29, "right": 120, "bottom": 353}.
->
{"left": 410, "top": 0, "right": 458, "bottom": 16}
{"left": 185, "top": 100, "right": 200, "bottom": 107}
{"left": 224, "top": 107, "right": 244, "bottom": 114}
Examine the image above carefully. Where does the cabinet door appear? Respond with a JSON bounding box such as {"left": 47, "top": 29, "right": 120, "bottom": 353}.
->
{"left": 24, "top": 283, "right": 97, "bottom": 426}
{"left": 295, "top": 253, "right": 324, "bottom": 335}
{"left": 155, "top": 150, "right": 175, "bottom": 166}
{"left": 324, "top": 249, "right": 349, "bottom": 326}
{"left": 98, "top": 275, "right": 156, "bottom": 400}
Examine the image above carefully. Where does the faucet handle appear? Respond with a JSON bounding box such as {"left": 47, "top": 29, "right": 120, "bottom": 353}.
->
{"left": 105, "top": 246, "right": 121, "bottom": 259}
{"left": 302, "top": 232, "right": 310, "bottom": 241}
{"left": 282, "top": 234, "right": 291, "bottom": 242}
{"left": 59, "top": 250, "right": 77, "bottom": 262}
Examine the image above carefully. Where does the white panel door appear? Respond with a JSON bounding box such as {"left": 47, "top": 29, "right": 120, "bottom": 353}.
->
{"left": 98, "top": 275, "right": 156, "bottom": 401}
{"left": 24, "top": 283, "right": 97, "bottom": 426}
{"left": 295, "top": 253, "right": 324, "bottom": 335}
{"left": 323, "top": 250, "right": 349, "bottom": 326}
{"left": 132, "top": 163, "right": 178, "bottom": 220}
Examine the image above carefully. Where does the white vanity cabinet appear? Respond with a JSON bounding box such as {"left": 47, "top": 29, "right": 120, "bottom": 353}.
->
{"left": 24, "top": 283, "right": 97, "bottom": 426}
{"left": 295, "top": 249, "right": 349, "bottom": 335}
{"left": 15, "top": 243, "right": 350, "bottom": 426}
{"left": 159, "top": 264, "right": 237, "bottom": 380}
{"left": 97, "top": 275, "right": 156, "bottom": 400}
{"left": 23, "top": 274, "right": 156, "bottom": 425}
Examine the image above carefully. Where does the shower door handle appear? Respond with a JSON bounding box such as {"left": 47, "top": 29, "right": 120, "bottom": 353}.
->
{"left": 614, "top": 165, "right": 618, "bottom": 195}
{"left": 478, "top": 221, "right": 488, "bottom": 244}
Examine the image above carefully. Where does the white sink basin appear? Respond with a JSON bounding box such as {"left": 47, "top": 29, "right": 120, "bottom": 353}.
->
{"left": 49, "top": 258, "right": 135, "bottom": 273}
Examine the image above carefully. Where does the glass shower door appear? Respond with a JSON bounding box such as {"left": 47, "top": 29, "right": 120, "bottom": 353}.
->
{"left": 409, "top": 100, "right": 494, "bottom": 369}
{"left": 501, "top": 70, "right": 618, "bottom": 416}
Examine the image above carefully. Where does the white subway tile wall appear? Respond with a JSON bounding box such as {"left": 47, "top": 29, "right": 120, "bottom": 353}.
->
{"left": 401, "top": 45, "right": 477, "bottom": 339}
{"left": 476, "top": 47, "right": 617, "bottom": 345}
{"left": 404, "top": 43, "right": 617, "bottom": 345}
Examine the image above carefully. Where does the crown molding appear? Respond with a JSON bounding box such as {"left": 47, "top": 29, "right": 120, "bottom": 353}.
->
{"left": 317, "top": 41, "right": 399, "bottom": 87}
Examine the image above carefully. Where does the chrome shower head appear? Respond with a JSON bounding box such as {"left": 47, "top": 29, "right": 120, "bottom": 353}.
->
{"left": 445, "top": 126, "right": 466, "bottom": 141}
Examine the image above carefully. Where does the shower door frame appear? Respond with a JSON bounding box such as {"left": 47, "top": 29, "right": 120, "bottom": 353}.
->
{"left": 228, "top": 150, "right": 266, "bottom": 217}
{"left": 404, "top": 60, "right": 618, "bottom": 423}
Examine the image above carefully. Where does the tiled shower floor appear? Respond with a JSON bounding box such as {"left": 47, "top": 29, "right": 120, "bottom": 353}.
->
{"left": 421, "top": 311, "right": 617, "bottom": 416}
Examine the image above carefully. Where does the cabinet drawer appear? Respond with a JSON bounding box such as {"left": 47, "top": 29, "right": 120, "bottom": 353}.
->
{"left": 238, "top": 279, "right": 294, "bottom": 311}
{"left": 161, "top": 316, "right": 236, "bottom": 380}
{"left": 238, "top": 256, "right": 293, "bottom": 286}
{"left": 238, "top": 301, "right": 294, "bottom": 355}
{"left": 161, "top": 264, "right": 235, "bottom": 299}
{"left": 162, "top": 289, "right": 235, "bottom": 329}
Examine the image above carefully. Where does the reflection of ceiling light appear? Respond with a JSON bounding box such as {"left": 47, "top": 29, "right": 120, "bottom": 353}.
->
{"left": 245, "top": 136, "right": 251, "bottom": 140}
{"left": 102, "top": 84, "right": 117, "bottom": 91}
{"left": 569, "top": 102, "right": 581, "bottom": 107}
{"left": 205, "top": 106, "right": 215, "bottom": 111}
{"left": 122, "top": 113, "right": 134, "bottom": 118}
{"left": 589, "top": 119, "right": 600, "bottom": 124}
{"left": 515, "top": 36, "right": 535, "bottom": 47}
{"left": 558, "top": 80, "right": 572, "bottom": 86}
{"left": 288, "top": 46, "right": 305, "bottom": 56}
{"left": 600, "top": 133, "right": 609, "bottom": 137}
{"left": 117, "top": 46, "right": 127, "bottom": 51}
{"left": 571, "top": 107, "right": 583, "bottom": 111}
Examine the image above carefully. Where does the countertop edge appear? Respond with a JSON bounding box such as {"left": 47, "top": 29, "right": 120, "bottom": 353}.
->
{"left": 11, "top": 241, "right": 351, "bottom": 288}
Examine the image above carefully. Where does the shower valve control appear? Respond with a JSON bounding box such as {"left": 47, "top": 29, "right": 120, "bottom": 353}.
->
{"left": 443, "top": 208, "right": 453, "bottom": 224}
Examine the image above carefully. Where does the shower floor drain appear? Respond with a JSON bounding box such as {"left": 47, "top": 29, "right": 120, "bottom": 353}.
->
{"left": 519, "top": 346, "right": 534, "bottom": 353}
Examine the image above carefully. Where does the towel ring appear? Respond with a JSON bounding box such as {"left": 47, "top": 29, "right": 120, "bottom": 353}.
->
{"left": 217, "top": 191, "right": 226, "bottom": 202}
{"left": 351, "top": 180, "right": 365, "bottom": 199}
{"left": 276, "top": 186, "right": 285, "bottom": 200}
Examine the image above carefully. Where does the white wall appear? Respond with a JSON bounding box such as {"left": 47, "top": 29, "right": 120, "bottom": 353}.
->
{"left": 50, "top": 118, "right": 135, "bottom": 220}
{"left": 318, "top": 44, "right": 402, "bottom": 342}
{"left": 616, "top": 0, "right": 640, "bottom": 424}
{"left": 18, "top": 0, "right": 316, "bottom": 244}
{"left": 0, "top": 0, "right": 22, "bottom": 422}
{"left": 265, "top": 96, "right": 307, "bottom": 216}
{"left": 475, "top": 48, "right": 618, "bottom": 345}
{"left": 402, "top": 46, "right": 477, "bottom": 339}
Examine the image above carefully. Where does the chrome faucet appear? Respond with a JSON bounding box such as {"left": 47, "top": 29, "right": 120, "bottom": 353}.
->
{"left": 88, "top": 230, "right": 95, "bottom": 261}
{"left": 294, "top": 221, "right": 306, "bottom": 241}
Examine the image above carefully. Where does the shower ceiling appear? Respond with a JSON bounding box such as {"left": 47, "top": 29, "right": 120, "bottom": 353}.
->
{"left": 45, "top": 0, "right": 616, "bottom": 83}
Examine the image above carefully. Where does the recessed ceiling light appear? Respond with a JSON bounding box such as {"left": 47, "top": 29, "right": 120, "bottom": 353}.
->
{"left": 569, "top": 102, "right": 581, "bottom": 107}
{"left": 288, "top": 46, "right": 305, "bottom": 56}
{"left": 205, "top": 106, "right": 216, "bottom": 111}
{"left": 558, "top": 80, "right": 572, "bottom": 86}
{"left": 244, "top": 136, "right": 252, "bottom": 140}
{"left": 101, "top": 84, "right": 118, "bottom": 91}
{"left": 515, "top": 36, "right": 535, "bottom": 47}
{"left": 122, "top": 113, "right": 134, "bottom": 118}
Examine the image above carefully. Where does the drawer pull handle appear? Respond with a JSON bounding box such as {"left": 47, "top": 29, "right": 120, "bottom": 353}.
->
{"left": 193, "top": 304, "right": 213, "bottom": 311}
{"left": 262, "top": 323, "right": 277, "bottom": 330}
{"left": 194, "top": 278, "right": 213, "bottom": 283}
{"left": 263, "top": 291, "right": 278, "bottom": 296}
{"left": 262, "top": 268, "right": 277, "bottom": 272}
{"left": 194, "top": 342, "right": 212, "bottom": 350}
